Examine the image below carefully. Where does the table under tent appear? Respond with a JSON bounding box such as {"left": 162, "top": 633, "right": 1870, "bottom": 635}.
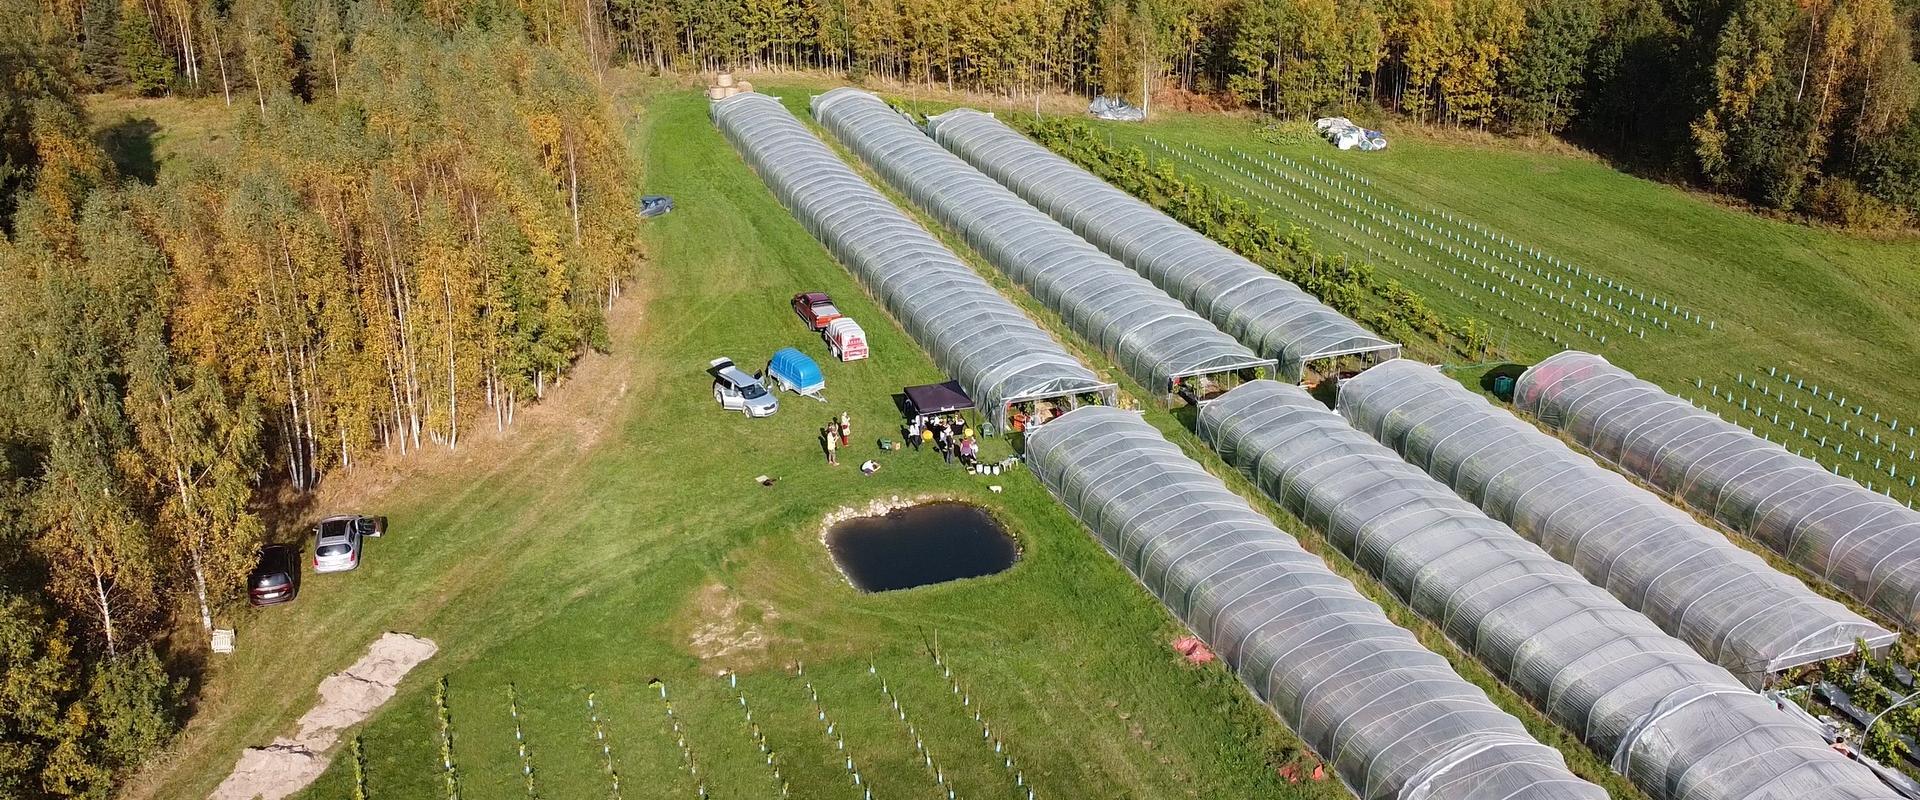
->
{"left": 903, "top": 381, "right": 973, "bottom": 421}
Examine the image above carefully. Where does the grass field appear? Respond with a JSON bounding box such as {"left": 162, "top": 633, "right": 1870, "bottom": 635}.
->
{"left": 123, "top": 81, "right": 1356, "bottom": 800}
{"left": 121, "top": 76, "right": 1920, "bottom": 800}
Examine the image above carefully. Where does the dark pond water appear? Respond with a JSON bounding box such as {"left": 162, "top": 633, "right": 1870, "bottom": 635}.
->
{"left": 826, "top": 502, "right": 1018, "bottom": 592}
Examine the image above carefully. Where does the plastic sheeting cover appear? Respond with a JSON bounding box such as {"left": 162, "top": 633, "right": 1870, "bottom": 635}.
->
{"left": 813, "top": 89, "right": 1274, "bottom": 393}
{"left": 711, "top": 93, "right": 1114, "bottom": 428}
{"left": 1200, "top": 380, "right": 1897, "bottom": 800}
{"left": 1516, "top": 350, "right": 1920, "bottom": 630}
{"left": 925, "top": 109, "right": 1400, "bottom": 380}
{"left": 1337, "top": 359, "right": 1894, "bottom": 684}
{"left": 1024, "top": 406, "right": 1602, "bottom": 800}
{"left": 1088, "top": 95, "right": 1146, "bottom": 122}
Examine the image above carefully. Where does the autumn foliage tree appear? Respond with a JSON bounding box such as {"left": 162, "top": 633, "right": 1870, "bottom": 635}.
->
{"left": 2, "top": 4, "right": 638, "bottom": 793}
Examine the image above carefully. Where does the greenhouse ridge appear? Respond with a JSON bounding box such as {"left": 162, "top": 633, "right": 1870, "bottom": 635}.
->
{"left": 1199, "top": 380, "right": 1900, "bottom": 800}
{"left": 812, "top": 88, "right": 1275, "bottom": 396}
{"left": 1518, "top": 350, "right": 1920, "bottom": 629}
{"left": 926, "top": 108, "right": 1402, "bottom": 381}
{"left": 1025, "top": 407, "right": 1603, "bottom": 800}
{"left": 711, "top": 93, "right": 1115, "bottom": 428}
{"left": 1337, "top": 358, "right": 1896, "bottom": 684}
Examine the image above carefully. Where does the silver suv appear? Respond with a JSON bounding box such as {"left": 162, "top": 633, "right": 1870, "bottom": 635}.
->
{"left": 710, "top": 358, "right": 778, "bottom": 417}
{"left": 311, "top": 514, "right": 381, "bottom": 573}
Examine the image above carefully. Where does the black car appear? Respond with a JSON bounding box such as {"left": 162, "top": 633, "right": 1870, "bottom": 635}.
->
{"left": 248, "top": 545, "right": 299, "bottom": 607}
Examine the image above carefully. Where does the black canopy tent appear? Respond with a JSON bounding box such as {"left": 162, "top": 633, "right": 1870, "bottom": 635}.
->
{"left": 903, "top": 381, "right": 974, "bottom": 420}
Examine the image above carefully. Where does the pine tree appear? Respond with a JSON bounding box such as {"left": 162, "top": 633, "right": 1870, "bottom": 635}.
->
{"left": 116, "top": 0, "right": 173, "bottom": 96}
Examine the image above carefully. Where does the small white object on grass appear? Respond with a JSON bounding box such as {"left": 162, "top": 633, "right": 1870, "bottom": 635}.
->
{"left": 989, "top": 485, "right": 1003, "bottom": 493}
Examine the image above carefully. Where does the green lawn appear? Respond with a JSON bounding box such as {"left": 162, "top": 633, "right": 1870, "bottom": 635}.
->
{"left": 87, "top": 94, "right": 236, "bottom": 183}
{"left": 130, "top": 81, "right": 1352, "bottom": 800}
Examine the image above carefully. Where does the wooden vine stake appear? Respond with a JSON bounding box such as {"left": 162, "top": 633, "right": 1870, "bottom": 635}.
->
{"left": 507, "top": 683, "right": 537, "bottom": 798}
{"left": 584, "top": 689, "right": 622, "bottom": 799}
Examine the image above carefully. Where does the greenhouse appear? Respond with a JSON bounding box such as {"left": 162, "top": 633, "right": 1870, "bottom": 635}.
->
{"left": 925, "top": 109, "right": 1400, "bottom": 381}
{"left": 1025, "top": 406, "right": 1603, "bottom": 800}
{"left": 812, "top": 89, "right": 1275, "bottom": 397}
{"left": 1199, "top": 380, "right": 1898, "bottom": 800}
{"left": 1336, "top": 359, "right": 1894, "bottom": 684}
{"left": 1517, "top": 351, "right": 1920, "bottom": 630}
{"left": 711, "top": 93, "right": 1115, "bottom": 428}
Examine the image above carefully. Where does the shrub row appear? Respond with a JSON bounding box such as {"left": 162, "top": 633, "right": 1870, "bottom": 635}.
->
{"left": 1019, "top": 119, "right": 1493, "bottom": 360}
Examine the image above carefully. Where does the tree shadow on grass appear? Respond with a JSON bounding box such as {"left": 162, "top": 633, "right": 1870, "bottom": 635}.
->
{"left": 98, "top": 116, "right": 161, "bottom": 185}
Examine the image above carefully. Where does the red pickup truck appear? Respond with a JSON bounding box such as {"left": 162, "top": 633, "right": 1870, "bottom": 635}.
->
{"left": 791, "top": 292, "right": 843, "bottom": 331}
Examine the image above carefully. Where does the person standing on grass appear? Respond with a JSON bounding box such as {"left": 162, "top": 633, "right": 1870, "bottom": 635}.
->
{"left": 839, "top": 411, "right": 851, "bottom": 446}
{"left": 824, "top": 426, "right": 838, "bottom": 465}
{"left": 906, "top": 417, "right": 921, "bottom": 451}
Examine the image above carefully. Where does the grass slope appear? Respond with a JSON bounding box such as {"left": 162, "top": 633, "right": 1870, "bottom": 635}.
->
{"left": 133, "top": 82, "right": 1346, "bottom": 800}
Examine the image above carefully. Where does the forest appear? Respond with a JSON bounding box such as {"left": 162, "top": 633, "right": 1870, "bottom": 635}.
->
{"left": 36, "top": 1, "right": 1920, "bottom": 223}
{"left": 631, "top": 0, "right": 1920, "bottom": 225}
{"left": 1, "top": 1, "right": 637, "bottom": 794}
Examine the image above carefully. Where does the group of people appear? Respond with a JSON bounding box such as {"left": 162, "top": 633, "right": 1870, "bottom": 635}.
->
{"left": 818, "top": 410, "right": 985, "bottom": 473}
{"left": 821, "top": 412, "right": 882, "bottom": 474}
{"left": 905, "top": 414, "right": 980, "bottom": 467}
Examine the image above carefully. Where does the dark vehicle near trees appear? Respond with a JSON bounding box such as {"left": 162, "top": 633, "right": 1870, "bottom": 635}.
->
{"left": 248, "top": 545, "right": 299, "bottom": 606}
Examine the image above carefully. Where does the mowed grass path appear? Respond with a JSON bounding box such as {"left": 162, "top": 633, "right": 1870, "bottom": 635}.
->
{"left": 133, "top": 83, "right": 1343, "bottom": 800}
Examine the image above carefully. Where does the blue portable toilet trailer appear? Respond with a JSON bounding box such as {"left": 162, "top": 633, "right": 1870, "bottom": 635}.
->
{"left": 767, "top": 347, "right": 826, "bottom": 400}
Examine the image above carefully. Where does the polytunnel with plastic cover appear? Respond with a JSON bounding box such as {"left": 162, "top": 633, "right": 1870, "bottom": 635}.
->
{"left": 811, "top": 89, "right": 1275, "bottom": 398}
{"left": 710, "top": 93, "right": 1115, "bottom": 428}
{"left": 1335, "top": 359, "right": 1895, "bottom": 685}
{"left": 1198, "top": 380, "right": 1899, "bottom": 800}
{"left": 925, "top": 109, "right": 1400, "bottom": 381}
{"left": 1024, "top": 406, "right": 1603, "bottom": 800}
{"left": 1516, "top": 350, "right": 1920, "bottom": 630}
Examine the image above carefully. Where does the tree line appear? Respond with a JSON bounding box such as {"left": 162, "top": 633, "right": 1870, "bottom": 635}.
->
{"left": 65, "top": 0, "right": 1920, "bottom": 224}
{"left": 643, "top": 0, "right": 1903, "bottom": 225}
{"left": 41, "top": 0, "right": 1920, "bottom": 228}
{"left": 1, "top": 2, "right": 636, "bottom": 794}
{"left": 632, "top": 0, "right": 1917, "bottom": 224}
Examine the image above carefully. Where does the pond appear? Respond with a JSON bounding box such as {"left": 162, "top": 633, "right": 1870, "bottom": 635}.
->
{"left": 826, "top": 502, "right": 1018, "bottom": 592}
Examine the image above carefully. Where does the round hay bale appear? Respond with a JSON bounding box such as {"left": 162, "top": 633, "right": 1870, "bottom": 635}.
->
{"left": 717, "top": 72, "right": 735, "bottom": 87}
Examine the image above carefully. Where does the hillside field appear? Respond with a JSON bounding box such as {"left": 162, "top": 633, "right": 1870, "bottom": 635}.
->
{"left": 1086, "top": 112, "right": 1920, "bottom": 506}
{"left": 121, "top": 83, "right": 1351, "bottom": 800}
{"left": 117, "top": 77, "right": 1919, "bottom": 800}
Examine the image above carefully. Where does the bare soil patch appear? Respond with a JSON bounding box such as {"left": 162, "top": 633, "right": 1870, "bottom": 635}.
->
{"left": 683, "top": 582, "right": 787, "bottom": 670}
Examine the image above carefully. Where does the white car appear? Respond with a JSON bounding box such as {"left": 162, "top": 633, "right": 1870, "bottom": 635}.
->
{"left": 710, "top": 358, "right": 779, "bottom": 417}
{"left": 311, "top": 517, "right": 364, "bottom": 573}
